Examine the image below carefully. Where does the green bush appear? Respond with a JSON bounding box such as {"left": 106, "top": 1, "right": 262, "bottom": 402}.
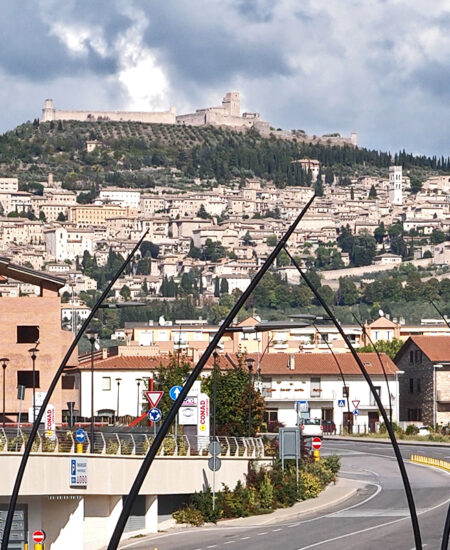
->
{"left": 379, "top": 421, "right": 403, "bottom": 435}
{"left": 405, "top": 424, "right": 419, "bottom": 435}
{"left": 173, "top": 505, "right": 204, "bottom": 526}
{"left": 298, "top": 471, "right": 322, "bottom": 499}
{"left": 323, "top": 455, "right": 341, "bottom": 476}
{"left": 106, "top": 440, "right": 119, "bottom": 455}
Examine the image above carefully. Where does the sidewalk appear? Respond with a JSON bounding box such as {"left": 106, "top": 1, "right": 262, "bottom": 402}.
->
{"left": 158, "top": 475, "right": 361, "bottom": 532}
{"left": 326, "top": 435, "right": 450, "bottom": 447}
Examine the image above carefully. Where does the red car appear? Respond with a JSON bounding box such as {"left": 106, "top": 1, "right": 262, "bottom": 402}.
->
{"left": 321, "top": 420, "right": 336, "bottom": 434}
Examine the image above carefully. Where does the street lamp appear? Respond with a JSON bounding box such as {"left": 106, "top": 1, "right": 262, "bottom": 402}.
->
{"left": 136, "top": 378, "right": 142, "bottom": 417}
{"left": 116, "top": 378, "right": 122, "bottom": 423}
{"left": 0, "top": 358, "right": 9, "bottom": 429}
{"left": 245, "top": 357, "right": 256, "bottom": 437}
{"left": 28, "top": 347, "right": 39, "bottom": 422}
{"left": 86, "top": 331, "right": 98, "bottom": 452}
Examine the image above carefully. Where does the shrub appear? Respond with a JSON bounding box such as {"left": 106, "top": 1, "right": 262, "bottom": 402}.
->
{"left": 173, "top": 505, "right": 204, "bottom": 526}
{"left": 298, "top": 471, "right": 322, "bottom": 499}
{"left": 258, "top": 473, "right": 274, "bottom": 511}
{"left": 323, "top": 455, "right": 341, "bottom": 476}
{"left": 106, "top": 440, "right": 119, "bottom": 455}
{"left": 379, "top": 421, "right": 403, "bottom": 435}
{"left": 405, "top": 424, "right": 419, "bottom": 435}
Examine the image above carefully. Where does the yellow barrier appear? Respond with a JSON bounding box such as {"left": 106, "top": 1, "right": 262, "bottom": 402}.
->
{"left": 410, "top": 454, "right": 450, "bottom": 472}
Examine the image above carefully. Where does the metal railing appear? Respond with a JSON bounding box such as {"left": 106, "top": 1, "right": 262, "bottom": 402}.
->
{"left": 0, "top": 428, "right": 267, "bottom": 458}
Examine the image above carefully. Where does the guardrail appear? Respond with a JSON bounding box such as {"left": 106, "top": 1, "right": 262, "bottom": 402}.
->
{"left": 410, "top": 454, "right": 450, "bottom": 472}
{"left": 0, "top": 428, "right": 266, "bottom": 458}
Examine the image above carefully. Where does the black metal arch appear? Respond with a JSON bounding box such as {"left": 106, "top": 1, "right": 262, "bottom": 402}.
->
{"left": 106, "top": 194, "right": 317, "bottom": 549}
{"left": 1, "top": 231, "right": 149, "bottom": 550}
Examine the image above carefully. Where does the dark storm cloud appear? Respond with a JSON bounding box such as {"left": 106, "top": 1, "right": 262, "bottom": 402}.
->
{"left": 1, "top": 0, "right": 450, "bottom": 155}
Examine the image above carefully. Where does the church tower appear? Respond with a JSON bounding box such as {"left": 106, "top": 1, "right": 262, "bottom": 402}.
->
{"left": 222, "top": 92, "right": 240, "bottom": 117}
{"left": 389, "top": 165, "right": 403, "bottom": 205}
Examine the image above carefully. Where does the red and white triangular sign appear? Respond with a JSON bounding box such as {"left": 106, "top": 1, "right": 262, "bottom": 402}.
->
{"left": 145, "top": 391, "right": 164, "bottom": 408}
{"left": 352, "top": 400, "right": 360, "bottom": 409}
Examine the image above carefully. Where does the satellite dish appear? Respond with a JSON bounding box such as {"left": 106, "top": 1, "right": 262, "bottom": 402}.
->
{"left": 378, "top": 309, "right": 384, "bottom": 317}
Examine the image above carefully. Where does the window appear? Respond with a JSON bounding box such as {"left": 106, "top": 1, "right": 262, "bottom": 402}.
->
{"left": 409, "top": 351, "right": 414, "bottom": 363}
{"left": 310, "top": 377, "right": 321, "bottom": 398}
{"left": 370, "top": 386, "right": 381, "bottom": 406}
{"left": 409, "top": 378, "right": 414, "bottom": 393}
{"left": 417, "top": 378, "right": 421, "bottom": 393}
{"left": 415, "top": 350, "right": 422, "bottom": 363}
{"left": 17, "top": 325, "right": 39, "bottom": 344}
{"left": 62, "top": 375, "right": 75, "bottom": 389}
{"left": 407, "top": 408, "right": 422, "bottom": 421}
{"left": 17, "top": 371, "right": 40, "bottom": 388}
{"left": 102, "top": 377, "right": 111, "bottom": 391}
{"left": 342, "top": 386, "right": 349, "bottom": 398}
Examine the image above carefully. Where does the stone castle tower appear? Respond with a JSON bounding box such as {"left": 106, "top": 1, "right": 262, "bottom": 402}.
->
{"left": 222, "top": 92, "right": 240, "bottom": 117}
{"left": 389, "top": 165, "right": 403, "bottom": 205}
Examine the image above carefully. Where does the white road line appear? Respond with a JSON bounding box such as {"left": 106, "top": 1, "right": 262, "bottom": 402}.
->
{"left": 240, "top": 536, "right": 250, "bottom": 540}
{"left": 272, "top": 528, "right": 282, "bottom": 532}
{"left": 207, "top": 545, "right": 217, "bottom": 548}
{"left": 224, "top": 541, "right": 236, "bottom": 545}
{"left": 257, "top": 531, "right": 268, "bottom": 535}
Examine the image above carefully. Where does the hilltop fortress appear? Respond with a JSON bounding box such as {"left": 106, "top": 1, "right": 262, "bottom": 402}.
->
{"left": 41, "top": 92, "right": 357, "bottom": 145}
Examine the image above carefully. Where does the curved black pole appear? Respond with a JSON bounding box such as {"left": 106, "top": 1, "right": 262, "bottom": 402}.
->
{"left": 283, "top": 247, "right": 422, "bottom": 550}
{"left": 428, "top": 302, "right": 450, "bottom": 550}
{"left": 106, "top": 194, "right": 316, "bottom": 550}
{"left": 1, "top": 230, "right": 149, "bottom": 550}
{"left": 312, "top": 322, "right": 352, "bottom": 433}
{"left": 351, "top": 312, "right": 393, "bottom": 424}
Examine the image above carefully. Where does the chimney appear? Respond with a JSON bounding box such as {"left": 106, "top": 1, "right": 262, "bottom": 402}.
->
{"left": 288, "top": 354, "right": 295, "bottom": 370}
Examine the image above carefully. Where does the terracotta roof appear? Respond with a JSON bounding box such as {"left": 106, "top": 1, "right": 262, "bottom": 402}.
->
{"left": 224, "top": 352, "right": 398, "bottom": 376}
{"left": 367, "top": 316, "right": 398, "bottom": 329}
{"left": 77, "top": 354, "right": 223, "bottom": 371}
{"left": 407, "top": 336, "right": 450, "bottom": 362}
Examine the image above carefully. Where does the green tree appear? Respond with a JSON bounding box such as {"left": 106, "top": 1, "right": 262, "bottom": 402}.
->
{"left": 358, "top": 338, "right": 404, "bottom": 359}
{"left": 335, "top": 278, "right": 359, "bottom": 305}
{"left": 120, "top": 285, "right": 131, "bottom": 301}
{"left": 389, "top": 236, "right": 407, "bottom": 257}
{"left": 197, "top": 204, "right": 210, "bottom": 219}
{"left": 214, "top": 277, "right": 220, "bottom": 298}
{"left": 368, "top": 184, "right": 377, "bottom": 199}
{"left": 431, "top": 229, "right": 445, "bottom": 245}
{"left": 243, "top": 231, "right": 254, "bottom": 246}
{"left": 374, "top": 223, "right": 385, "bottom": 244}
{"left": 351, "top": 232, "right": 377, "bottom": 266}
{"left": 314, "top": 178, "right": 324, "bottom": 197}
{"left": 266, "top": 235, "right": 277, "bottom": 247}
{"left": 39, "top": 211, "right": 47, "bottom": 222}
{"left": 140, "top": 241, "right": 160, "bottom": 259}
{"left": 410, "top": 175, "right": 423, "bottom": 194}
{"left": 220, "top": 278, "right": 229, "bottom": 294}
{"left": 202, "top": 356, "right": 265, "bottom": 436}
{"left": 56, "top": 211, "right": 67, "bottom": 222}
{"left": 153, "top": 355, "right": 191, "bottom": 418}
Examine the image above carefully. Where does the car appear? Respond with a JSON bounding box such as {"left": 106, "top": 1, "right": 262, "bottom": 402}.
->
{"left": 417, "top": 426, "right": 431, "bottom": 436}
{"left": 299, "top": 417, "right": 323, "bottom": 438}
{"left": 321, "top": 420, "right": 336, "bottom": 434}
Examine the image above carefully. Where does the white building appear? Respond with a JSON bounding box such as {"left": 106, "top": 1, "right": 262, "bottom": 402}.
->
{"left": 389, "top": 165, "right": 403, "bottom": 205}
{"left": 98, "top": 188, "right": 141, "bottom": 209}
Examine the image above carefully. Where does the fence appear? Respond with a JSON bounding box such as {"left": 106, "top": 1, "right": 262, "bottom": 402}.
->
{"left": 410, "top": 454, "right": 450, "bottom": 472}
{"left": 0, "top": 428, "right": 266, "bottom": 458}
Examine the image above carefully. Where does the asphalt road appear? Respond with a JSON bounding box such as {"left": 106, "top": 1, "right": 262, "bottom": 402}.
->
{"left": 116, "top": 440, "right": 450, "bottom": 550}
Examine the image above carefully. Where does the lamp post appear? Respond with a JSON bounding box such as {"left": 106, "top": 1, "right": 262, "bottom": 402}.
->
{"left": 0, "top": 358, "right": 9, "bottom": 429}
{"left": 136, "top": 378, "right": 142, "bottom": 417}
{"left": 28, "top": 347, "right": 39, "bottom": 422}
{"left": 245, "top": 358, "right": 255, "bottom": 437}
{"left": 116, "top": 378, "right": 122, "bottom": 423}
{"left": 86, "top": 331, "right": 98, "bottom": 452}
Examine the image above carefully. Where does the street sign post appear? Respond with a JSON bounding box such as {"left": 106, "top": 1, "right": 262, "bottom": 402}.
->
{"left": 145, "top": 391, "right": 164, "bottom": 408}
{"left": 169, "top": 386, "right": 182, "bottom": 401}
{"left": 32, "top": 530, "right": 46, "bottom": 544}
{"left": 147, "top": 408, "right": 162, "bottom": 422}
{"left": 297, "top": 400, "right": 309, "bottom": 412}
{"left": 208, "top": 456, "right": 221, "bottom": 472}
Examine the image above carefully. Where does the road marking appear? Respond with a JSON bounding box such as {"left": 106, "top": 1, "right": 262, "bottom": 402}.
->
{"left": 207, "top": 545, "right": 217, "bottom": 548}
{"left": 224, "top": 541, "right": 236, "bottom": 544}
{"left": 240, "top": 536, "right": 250, "bottom": 540}
{"left": 272, "top": 528, "right": 282, "bottom": 532}
{"left": 257, "top": 531, "right": 268, "bottom": 535}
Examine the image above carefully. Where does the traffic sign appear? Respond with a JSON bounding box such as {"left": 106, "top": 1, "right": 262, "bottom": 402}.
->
{"left": 145, "top": 391, "right": 164, "bottom": 408}
{"left": 169, "top": 385, "right": 183, "bottom": 401}
{"left": 311, "top": 437, "right": 322, "bottom": 450}
{"left": 297, "top": 400, "right": 309, "bottom": 412}
{"left": 337, "top": 399, "right": 346, "bottom": 408}
{"left": 352, "top": 400, "right": 360, "bottom": 409}
{"left": 353, "top": 409, "right": 359, "bottom": 416}
{"left": 70, "top": 457, "right": 88, "bottom": 487}
{"left": 208, "top": 456, "right": 222, "bottom": 472}
{"left": 147, "top": 407, "right": 162, "bottom": 422}
{"left": 33, "top": 530, "right": 46, "bottom": 543}
{"left": 75, "top": 429, "right": 86, "bottom": 443}
{"left": 209, "top": 441, "right": 222, "bottom": 456}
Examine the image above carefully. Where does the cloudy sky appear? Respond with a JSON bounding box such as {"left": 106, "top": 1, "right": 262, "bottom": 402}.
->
{"left": 1, "top": 0, "right": 449, "bottom": 156}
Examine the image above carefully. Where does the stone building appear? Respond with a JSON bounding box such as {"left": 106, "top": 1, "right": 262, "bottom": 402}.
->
{"left": 396, "top": 336, "right": 450, "bottom": 425}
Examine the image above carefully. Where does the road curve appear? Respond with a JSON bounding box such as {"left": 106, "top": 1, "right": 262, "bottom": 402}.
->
{"left": 115, "top": 440, "right": 450, "bottom": 550}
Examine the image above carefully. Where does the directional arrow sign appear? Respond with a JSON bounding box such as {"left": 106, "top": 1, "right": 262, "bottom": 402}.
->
{"left": 352, "top": 400, "right": 360, "bottom": 409}
{"left": 169, "top": 385, "right": 183, "bottom": 401}
{"left": 145, "top": 391, "right": 164, "bottom": 408}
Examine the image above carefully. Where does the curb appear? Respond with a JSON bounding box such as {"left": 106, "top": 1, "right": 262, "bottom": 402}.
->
{"left": 410, "top": 454, "right": 450, "bottom": 472}
{"left": 325, "top": 435, "right": 450, "bottom": 448}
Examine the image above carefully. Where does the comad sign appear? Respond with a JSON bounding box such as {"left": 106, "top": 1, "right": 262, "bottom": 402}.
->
{"left": 198, "top": 394, "right": 209, "bottom": 433}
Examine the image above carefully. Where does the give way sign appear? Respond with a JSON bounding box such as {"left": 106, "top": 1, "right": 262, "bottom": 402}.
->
{"left": 145, "top": 391, "right": 164, "bottom": 408}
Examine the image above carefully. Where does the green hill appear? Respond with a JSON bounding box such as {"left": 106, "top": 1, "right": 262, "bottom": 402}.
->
{"left": 0, "top": 120, "right": 448, "bottom": 194}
